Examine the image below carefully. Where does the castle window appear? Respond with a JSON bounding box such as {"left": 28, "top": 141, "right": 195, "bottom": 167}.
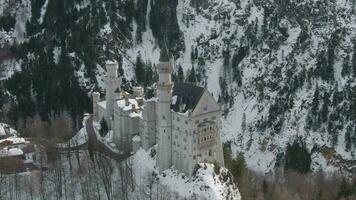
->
{"left": 209, "top": 149, "right": 212, "bottom": 156}
{"left": 162, "top": 115, "right": 166, "bottom": 120}
{"left": 185, "top": 121, "right": 188, "bottom": 125}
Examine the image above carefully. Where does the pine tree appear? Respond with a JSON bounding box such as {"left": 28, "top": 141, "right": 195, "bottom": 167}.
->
{"left": 177, "top": 65, "right": 184, "bottom": 82}
{"left": 345, "top": 125, "right": 352, "bottom": 152}
{"left": 100, "top": 117, "right": 109, "bottom": 137}
{"left": 311, "top": 85, "right": 320, "bottom": 115}
{"left": 135, "top": 54, "right": 145, "bottom": 84}
{"left": 321, "top": 92, "right": 330, "bottom": 123}
{"left": 352, "top": 43, "right": 356, "bottom": 77}
{"left": 285, "top": 139, "right": 311, "bottom": 173}
{"left": 341, "top": 54, "right": 351, "bottom": 77}
{"left": 188, "top": 66, "right": 197, "bottom": 83}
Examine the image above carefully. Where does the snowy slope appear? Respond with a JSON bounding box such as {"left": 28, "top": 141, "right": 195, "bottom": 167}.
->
{"left": 122, "top": 0, "right": 356, "bottom": 175}
{"left": 131, "top": 148, "right": 241, "bottom": 200}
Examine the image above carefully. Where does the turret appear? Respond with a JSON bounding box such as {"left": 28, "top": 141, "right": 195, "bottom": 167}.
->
{"left": 105, "top": 61, "right": 121, "bottom": 128}
{"left": 156, "top": 45, "right": 174, "bottom": 172}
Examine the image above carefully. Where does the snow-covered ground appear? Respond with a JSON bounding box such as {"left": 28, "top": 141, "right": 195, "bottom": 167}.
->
{"left": 131, "top": 148, "right": 241, "bottom": 200}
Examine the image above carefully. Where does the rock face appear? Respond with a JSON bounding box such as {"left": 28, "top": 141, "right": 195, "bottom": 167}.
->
{"left": 1, "top": 0, "right": 356, "bottom": 174}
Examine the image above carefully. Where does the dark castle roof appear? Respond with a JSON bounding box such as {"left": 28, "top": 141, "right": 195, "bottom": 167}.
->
{"left": 171, "top": 83, "right": 205, "bottom": 113}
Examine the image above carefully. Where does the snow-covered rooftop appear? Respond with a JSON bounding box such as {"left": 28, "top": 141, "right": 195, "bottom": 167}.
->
{"left": 129, "top": 112, "right": 142, "bottom": 118}
{"left": 132, "top": 135, "right": 141, "bottom": 142}
{"left": 0, "top": 148, "right": 23, "bottom": 158}
{"left": 117, "top": 98, "right": 139, "bottom": 111}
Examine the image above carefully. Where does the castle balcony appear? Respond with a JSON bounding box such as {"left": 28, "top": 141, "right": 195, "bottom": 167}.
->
{"left": 156, "top": 64, "right": 173, "bottom": 74}
{"left": 157, "top": 83, "right": 173, "bottom": 91}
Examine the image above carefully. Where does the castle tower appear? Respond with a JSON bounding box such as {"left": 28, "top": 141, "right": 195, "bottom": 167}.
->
{"left": 105, "top": 61, "right": 121, "bottom": 128}
{"left": 92, "top": 92, "right": 100, "bottom": 121}
{"left": 156, "top": 45, "right": 173, "bottom": 171}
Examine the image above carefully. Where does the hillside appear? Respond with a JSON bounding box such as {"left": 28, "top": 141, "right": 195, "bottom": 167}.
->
{"left": 1, "top": 0, "right": 356, "bottom": 175}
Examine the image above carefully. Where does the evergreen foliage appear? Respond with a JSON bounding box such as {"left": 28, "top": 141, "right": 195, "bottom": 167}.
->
{"left": 337, "top": 178, "right": 356, "bottom": 199}
{"left": 135, "top": 55, "right": 158, "bottom": 87}
{"left": 149, "top": 0, "right": 184, "bottom": 57}
{"left": 99, "top": 117, "right": 109, "bottom": 137}
{"left": 284, "top": 139, "right": 311, "bottom": 173}
{"left": 0, "top": 15, "right": 16, "bottom": 32}
{"left": 223, "top": 143, "right": 246, "bottom": 181}
{"left": 177, "top": 65, "right": 184, "bottom": 82}
{"left": 188, "top": 66, "right": 197, "bottom": 83}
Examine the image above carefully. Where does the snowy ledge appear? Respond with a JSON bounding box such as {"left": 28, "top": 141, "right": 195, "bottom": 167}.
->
{"left": 131, "top": 148, "right": 241, "bottom": 200}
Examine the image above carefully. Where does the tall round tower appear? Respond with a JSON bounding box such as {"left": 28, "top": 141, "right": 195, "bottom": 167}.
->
{"left": 105, "top": 61, "right": 121, "bottom": 128}
{"left": 156, "top": 45, "right": 173, "bottom": 171}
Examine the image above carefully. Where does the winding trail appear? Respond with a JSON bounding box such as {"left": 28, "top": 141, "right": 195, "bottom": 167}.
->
{"left": 85, "top": 115, "right": 130, "bottom": 161}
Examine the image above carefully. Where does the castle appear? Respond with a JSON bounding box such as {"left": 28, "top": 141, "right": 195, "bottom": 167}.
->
{"left": 92, "top": 48, "right": 224, "bottom": 176}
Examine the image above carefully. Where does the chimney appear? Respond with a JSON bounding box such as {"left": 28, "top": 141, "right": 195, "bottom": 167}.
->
{"left": 132, "top": 104, "right": 137, "bottom": 113}
{"left": 122, "top": 91, "right": 129, "bottom": 106}
{"left": 125, "top": 94, "right": 129, "bottom": 106}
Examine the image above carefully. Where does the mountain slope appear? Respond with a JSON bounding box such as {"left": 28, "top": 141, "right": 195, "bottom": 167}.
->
{"left": 1, "top": 0, "right": 356, "bottom": 174}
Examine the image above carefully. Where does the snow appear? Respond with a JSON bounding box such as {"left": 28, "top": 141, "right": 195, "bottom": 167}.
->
{"left": 93, "top": 122, "right": 121, "bottom": 154}
{"left": 100, "top": 22, "right": 112, "bottom": 37}
{"left": 53, "top": 46, "right": 61, "bottom": 65}
{"left": 0, "top": 126, "right": 5, "bottom": 136}
{"left": 13, "top": 0, "right": 31, "bottom": 43}
{"left": 117, "top": 98, "right": 138, "bottom": 111}
{"left": 122, "top": 0, "right": 161, "bottom": 81}
{"left": 172, "top": 95, "right": 178, "bottom": 105}
{"left": 0, "top": 148, "right": 23, "bottom": 157}
{"left": 132, "top": 135, "right": 141, "bottom": 142}
{"left": 59, "top": 127, "right": 88, "bottom": 148}
{"left": 75, "top": 0, "right": 90, "bottom": 11}
{"left": 131, "top": 149, "right": 241, "bottom": 200}
{"left": 129, "top": 112, "right": 142, "bottom": 118}
{"left": 38, "top": 0, "right": 49, "bottom": 24}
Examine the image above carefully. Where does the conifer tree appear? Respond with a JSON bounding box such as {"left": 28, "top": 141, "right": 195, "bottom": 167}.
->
{"left": 177, "top": 65, "right": 184, "bottom": 82}
{"left": 188, "top": 66, "right": 197, "bottom": 83}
